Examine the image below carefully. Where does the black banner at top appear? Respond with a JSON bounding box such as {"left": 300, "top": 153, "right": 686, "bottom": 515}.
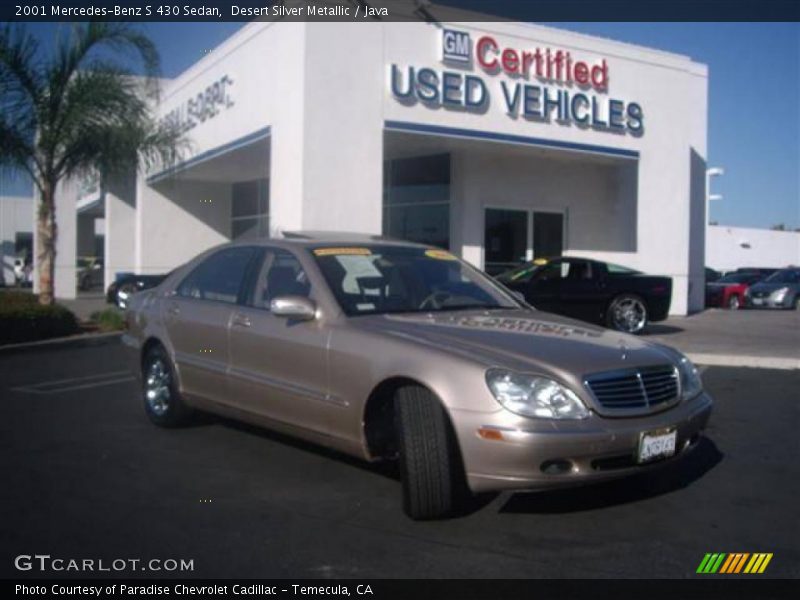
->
{"left": 3, "top": 0, "right": 800, "bottom": 23}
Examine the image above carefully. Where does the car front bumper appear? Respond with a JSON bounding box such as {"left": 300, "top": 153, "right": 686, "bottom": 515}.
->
{"left": 745, "top": 296, "right": 792, "bottom": 309}
{"left": 451, "top": 391, "right": 713, "bottom": 494}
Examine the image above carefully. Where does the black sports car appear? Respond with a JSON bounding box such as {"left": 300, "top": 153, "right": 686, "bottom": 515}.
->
{"left": 496, "top": 257, "right": 673, "bottom": 334}
{"left": 106, "top": 273, "right": 168, "bottom": 308}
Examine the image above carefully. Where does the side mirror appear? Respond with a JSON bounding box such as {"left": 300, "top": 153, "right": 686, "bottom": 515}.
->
{"left": 270, "top": 296, "right": 317, "bottom": 321}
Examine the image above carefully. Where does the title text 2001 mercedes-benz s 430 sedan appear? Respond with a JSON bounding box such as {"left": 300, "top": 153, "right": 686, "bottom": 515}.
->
{"left": 122, "top": 233, "right": 713, "bottom": 520}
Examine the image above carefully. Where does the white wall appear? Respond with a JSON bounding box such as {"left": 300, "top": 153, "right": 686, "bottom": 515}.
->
{"left": 136, "top": 179, "right": 232, "bottom": 274}
{"left": 454, "top": 150, "right": 637, "bottom": 267}
{"left": 105, "top": 173, "right": 137, "bottom": 286}
{"left": 299, "top": 22, "right": 384, "bottom": 234}
{"left": 707, "top": 226, "right": 800, "bottom": 271}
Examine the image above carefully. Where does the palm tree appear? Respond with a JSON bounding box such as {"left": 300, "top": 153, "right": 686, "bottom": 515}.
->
{"left": 0, "top": 23, "right": 183, "bottom": 305}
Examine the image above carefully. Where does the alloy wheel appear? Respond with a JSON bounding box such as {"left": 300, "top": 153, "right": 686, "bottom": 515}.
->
{"left": 145, "top": 358, "right": 171, "bottom": 416}
{"left": 611, "top": 297, "right": 647, "bottom": 333}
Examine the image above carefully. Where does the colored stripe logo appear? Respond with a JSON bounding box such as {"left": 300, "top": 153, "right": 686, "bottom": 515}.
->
{"left": 697, "top": 553, "right": 773, "bottom": 574}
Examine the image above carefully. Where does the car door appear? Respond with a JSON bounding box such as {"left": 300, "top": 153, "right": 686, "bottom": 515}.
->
{"left": 164, "top": 246, "right": 260, "bottom": 405}
{"left": 525, "top": 260, "right": 566, "bottom": 314}
{"left": 227, "top": 247, "right": 332, "bottom": 435}
{"left": 553, "top": 259, "right": 608, "bottom": 322}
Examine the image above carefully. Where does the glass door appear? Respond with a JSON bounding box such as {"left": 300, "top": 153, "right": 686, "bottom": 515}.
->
{"left": 484, "top": 208, "right": 530, "bottom": 276}
{"left": 532, "top": 211, "right": 564, "bottom": 259}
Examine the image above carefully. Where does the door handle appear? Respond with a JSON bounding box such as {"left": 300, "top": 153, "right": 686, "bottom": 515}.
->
{"left": 167, "top": 303, "right": 180, "bottom": 316}
{"left": 232, "top": 313, "right": 251, "bottom": 328}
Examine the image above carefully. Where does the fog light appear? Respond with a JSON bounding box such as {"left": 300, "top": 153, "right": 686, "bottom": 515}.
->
{"left": 540, "top": 459, "right": 574, "bottom": 474}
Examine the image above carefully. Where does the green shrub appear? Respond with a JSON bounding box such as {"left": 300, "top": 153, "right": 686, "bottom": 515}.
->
{"left": 0, "top": 290, "right": 39, "bottom": 306}
{"left": 90, "top": 308, "right": 126, "bottom": 332}
{"left": 0, "top": 300, "right": 79, "bottom": 345}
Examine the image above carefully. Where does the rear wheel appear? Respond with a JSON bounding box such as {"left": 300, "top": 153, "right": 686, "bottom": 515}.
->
{"left": 606, "top": 294, "right": 648, "bottom": 334}
{"left": 142, "top": 345, "right": 192, "bottom": 427}
{"left": 393, "top": 386, "right": 465, "bottom": 520}
{"left": 727, "top": 294, "right": 741, "bottom": 310}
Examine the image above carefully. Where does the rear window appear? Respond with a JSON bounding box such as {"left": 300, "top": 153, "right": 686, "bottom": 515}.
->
{"left": 606, "top": 262, "right": 641, "bottom": 275}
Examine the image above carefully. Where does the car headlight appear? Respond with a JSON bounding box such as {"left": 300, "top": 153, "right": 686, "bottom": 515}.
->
{"left": 678, "top": 356, "right": 702, "bottom": 401}
{"left": 485, "top": 368, "right": 590, "bottom": 419}
{"left": 770, "top": 287, "right": 789, "bottom": 303}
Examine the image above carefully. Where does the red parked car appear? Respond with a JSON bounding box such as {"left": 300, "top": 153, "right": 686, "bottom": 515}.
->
{"left": 705, "top": 272, "right": 763, "bottom": 309}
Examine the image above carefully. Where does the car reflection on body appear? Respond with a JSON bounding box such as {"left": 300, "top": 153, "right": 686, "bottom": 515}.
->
{"left": 744, "top": 267, "right": 800, "bottom": 309}
{"left": 123, "top": 234, "right": 713, "bottom": 520}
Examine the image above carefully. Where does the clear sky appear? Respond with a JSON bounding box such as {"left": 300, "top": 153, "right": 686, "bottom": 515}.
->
{"left": 4, "top": 20, "right": 799, "bottom": 230}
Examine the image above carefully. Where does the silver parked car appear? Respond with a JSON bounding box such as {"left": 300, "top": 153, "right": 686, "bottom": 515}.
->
{"left": 123, "top": 234, "right": 713, "bottom": 519}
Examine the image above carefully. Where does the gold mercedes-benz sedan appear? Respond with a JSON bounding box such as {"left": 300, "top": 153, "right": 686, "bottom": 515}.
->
{"left": 123, "top": 233, "right": 713, "bottom": 520}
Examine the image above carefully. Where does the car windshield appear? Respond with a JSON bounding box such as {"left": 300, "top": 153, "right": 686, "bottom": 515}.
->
{"left": 311, "top": 245, "right": 520, "bottom": 316}
{"left": 495, "top": 260, "right": 547, "bottom": 284}
{"left": 764, "top": 269, "right": 800, "bottom": 284}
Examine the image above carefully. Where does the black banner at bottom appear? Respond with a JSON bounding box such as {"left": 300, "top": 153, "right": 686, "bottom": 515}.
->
{"left": 6, "top": 579, "right": 798, "bottom": 600}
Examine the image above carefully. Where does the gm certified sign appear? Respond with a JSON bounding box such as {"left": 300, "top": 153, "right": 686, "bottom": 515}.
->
{"left": 442, "top": 29, "right": 471, "bottom": 63}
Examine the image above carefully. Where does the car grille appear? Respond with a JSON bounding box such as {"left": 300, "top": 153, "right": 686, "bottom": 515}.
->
{"left": 584, "top": 365, "right": 679, "bottom": 414}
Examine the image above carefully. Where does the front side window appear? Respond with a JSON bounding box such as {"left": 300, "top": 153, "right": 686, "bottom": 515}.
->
{"left": 312, "top": 245, "right": 519, "bottom": 316}
{"left": 248, "top": 249, "right": 312, "bottom": 310}
{"left": 177, "top": 246, "right": 258, "bottom": 304}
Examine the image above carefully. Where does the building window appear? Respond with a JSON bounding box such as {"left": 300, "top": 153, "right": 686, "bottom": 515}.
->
{"left": 232, "top": 178, "right": 269, "bottom": 240}
{"left": 383, "top": 154, "right": 450, "bottom": 249}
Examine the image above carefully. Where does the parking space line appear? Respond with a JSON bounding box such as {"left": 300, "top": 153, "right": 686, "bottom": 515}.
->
{"left": 17, "top": 370, "right": 133, "bottom": 389}
{"left": 11, "top": 371, "right": 136, "bottom": 395}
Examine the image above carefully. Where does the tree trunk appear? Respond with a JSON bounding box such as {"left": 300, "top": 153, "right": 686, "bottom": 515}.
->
{"left": 37, "top": 183, "right": 57, "bottom": 306}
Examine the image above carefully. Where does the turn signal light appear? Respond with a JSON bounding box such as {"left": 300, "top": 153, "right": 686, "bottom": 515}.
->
{"left": 477, "top": 427, "right": 505, "bottom": 441}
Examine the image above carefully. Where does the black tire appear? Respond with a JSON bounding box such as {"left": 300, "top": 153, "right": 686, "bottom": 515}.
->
{"left": 393, "top": 385, "right": 466, "bottom": 520}
{"left": 142, "top": 345, "right": 192, "bottom": 427}
{"left": 605, "top": 293, "right": 649, "bottom": 334}
{"left": 727, "top": 294, "right": 741, "bottom": 310}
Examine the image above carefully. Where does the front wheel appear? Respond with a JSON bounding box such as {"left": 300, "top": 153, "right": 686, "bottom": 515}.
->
{"left": 727, "top": 295, "right": 741, "bottom": 310}
{"left": 394, "top": 386, "right": 466, "bottom": 520}
{"left": 606, "top": 294, "right": 649, "bottom": 334}
{"left": 142, "top": 345, "right": 192, "bottom": 427}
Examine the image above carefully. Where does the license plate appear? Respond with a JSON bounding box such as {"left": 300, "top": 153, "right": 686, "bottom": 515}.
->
{"left": 751, "top": 297, "right": 764, "bottom": 305}
{"left": 637, "top": 428, "right": 677, "bottom": 463}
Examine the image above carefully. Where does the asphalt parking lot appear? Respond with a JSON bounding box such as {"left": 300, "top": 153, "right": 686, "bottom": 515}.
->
{"left": 1, "top": 339, "right": 798, "bottom": 579}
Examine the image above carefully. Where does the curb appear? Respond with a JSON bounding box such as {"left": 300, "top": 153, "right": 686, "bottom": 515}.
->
{"left": 0, "top": 331, "right": 123, "bottom": 354}
{"left": 688, "top": 352, "right": 800, "bottom": 371}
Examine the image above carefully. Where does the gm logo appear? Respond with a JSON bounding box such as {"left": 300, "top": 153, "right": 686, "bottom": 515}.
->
{"left": 442, "top": 29, "right": 471, "bottom": 63}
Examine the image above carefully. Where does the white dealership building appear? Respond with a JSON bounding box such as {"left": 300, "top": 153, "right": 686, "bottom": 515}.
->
{"left": 41, "top": 5, "right": 711, "bottom": 314}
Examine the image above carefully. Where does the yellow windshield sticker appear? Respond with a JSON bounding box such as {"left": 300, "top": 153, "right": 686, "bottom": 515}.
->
{"left": 313, "top": 247, "right": 372, "bottom": 257}
{"left": 425, "top": 249, "right": 457, "bottom": 261}
{"left": 532, "top": 258, "right": 549, "bottom": 265}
